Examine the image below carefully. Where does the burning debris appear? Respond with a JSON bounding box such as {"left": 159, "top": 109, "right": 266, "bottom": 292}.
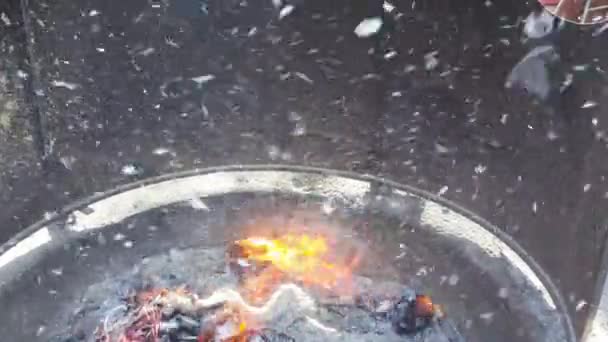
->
{"left": 75, "top": 234, "right": 462, "bottom": 342}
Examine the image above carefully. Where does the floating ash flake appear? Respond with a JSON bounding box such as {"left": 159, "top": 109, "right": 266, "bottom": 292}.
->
{"left": 247, "top": 27, "right": 258, "bottom": 37}
{"left": 51, "top": 80, "right": 80, "bottom": 90}
{"left": 165, "top": 36, "right": 180, "bottom": 48}
{"left": 272, "top": 0, "right": 282, "bottom": 9}
{"left": 120, "top": 163, "right": 143, "bottom": 176}
{"left": 279, "top": 4, "right": 295, "bottom": 20}
{"left": 532, "top": 201, "right": 538, "bottom": 214}
{"left": 191, "top": 74, "right": 215, "bottom": 86}
{"left": 354, "top": 17, "right": 383, "bottom": 38}
{"left": 424, "top": 51, "right": 439, "bottom": 71}
{"left": 592, "top": 118, "right": 599, "bottom": 126}
{"left": 561, "top": 73, "right": 573, "bottom": 93}
{"left": 573, "top": 64, "right": 589, "bottom": 71}
{"left": 123, "top": 240, "right": 134, "bottom": 248}
{"left": 498, "top": 288, "right": 509, "bottom": 299}
{"left": 500, "top": 113, "right": 509, "bottom": 125}
{"left": 137, "top": 47, "right": 156, "bottom": 56}
{"left": 113, "top": 233, "right": 126, "bottom": 241}
{"left": 383, "top": 1, "right": 395, "bottom": 12}
{"left": 479, "top": 312, "right": 495, "bottom": 323}
{"left": 584, "top": 184, "right": 591, "bottom": 193}
{"left": 435, "top": 142, "right": 449, "bottom": 154}
{"left": 547, "top": 130, "right": 559, "bottom": 141}
{"left": 448, "top": 274, "right": 459, "bottom": 286}
{"left": 582, "top": 101, "right": 598, "bottom": 109}
{"left": 152, "top": 147, "right": 173, "bottom": 156}
{"left": 88, "top": 9, "right": 100, "bottom": 16}
{"left": 438, "top": 186, "right": 448, "bottom": 196}
{"left": 474, "top": 164, "right": 487, "bottom": 175}
{"left": 575, "top": 300, "right": 587, "bottom": 312}
{"left": 294, "top": 71, "right": 314, "bottom": 84}
{"left": 96, "top": 47, "right": 105, "bottom": 52}
{"left": 50, "top": 268, "right": 63, "bottom": 276}
{"left": 1, "top": 12, "right": 11, "bottom": 26}
{"left": 384, "top": 50, "right": 398, "bottom": 60}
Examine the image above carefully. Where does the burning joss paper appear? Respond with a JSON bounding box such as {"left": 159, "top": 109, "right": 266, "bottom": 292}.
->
{"left": 90, "top": 234, "right": 460, "bottom": 341}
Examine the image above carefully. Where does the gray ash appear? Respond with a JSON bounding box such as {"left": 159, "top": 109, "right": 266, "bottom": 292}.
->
{"left": 53, "top": 246, "right": 464, "bottom": 342}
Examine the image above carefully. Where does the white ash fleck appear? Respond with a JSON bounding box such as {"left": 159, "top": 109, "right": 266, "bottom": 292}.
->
{"left": 383, "top": 1, "right": 395, "bottom": 12}
{"left": 96, "top": 47, "right": 105, "bottom": 52}
{"left": 267, "top": 145, "right": 281, "bottom": 160}
{"left": 500, "top": 113, "right": 509, "bottom": 125}
{"left": 51, "top": 268, "right": 64, "bottom": 276}
{"left": 560, "top": 73, "right": 573, "bottom": 93}
{"left": 448, "top": 274, "right": 459, "bottom": 286}
{"left": 137, "top": 47, "right": 156, "bottom": 56}
{"left": 498, "top": 288, "right": 509, "bottom": 299}
{"left": 292, "top": 121, "right": 306, "bottom": 136}
{"left": 247, "top": 27, "right": 258, "bottom": 37}
{"left": 479, "top": 312, "right": 494, "bottom": 323}
{"left": 464, "top": 319, "right": 473, "bottom": 329}
{"left": 165, "top": 37, "right": 180, "bottom": 48}
{"left": 36, "top": 325, "right": 46, "bottom": 337}
{"left": 354, "top": 17, "right": 383, "bottom": 38}
{"left": 88, "top": 9, "right": 101, "bottom": 17}
{"left": 16, "top": 69, "right": 28, "bottom": 79}
{"left": 191, "top": 74, "right": 216, "bottom": 86}
{"left": 583, "top": 184, "right": 591, "bottom": 193}
{"left": 272, "top": 0, "right": 282, "bottom": 9}
{"left": 547, "top": 130, "right": 559, "bottom": 141}
{"left": 288, "top": 111, "right": 302, "bottom": 122}
{"left": 189, "top": 197, "right": 209, "bottom": 211}
{"left": 575, "top": 300, "right": 587, "bottom": 312}
{"left": 391, "top": 91, "right": 402, "bottom": 97}
{"left": 152, "top": 147, "right": 174, "bottom": 156}
{"left": 384, "top": 50, "right": 398, "bottom": 60}
{"left": 60, "top": 155, "right": 77, "bottom": 170}
{"left": 1, "top": 12, "right": 11, "bottom": 26}
{"left": 424, "top": 51, "right": 440, "bottom": 71}
{"left": 51, "top": 80, "right": 80, "bottom": 90}
{"left": 279, "top": 4, "right": 295, "bottom": 20}
{"left": 581, "top": 101, "right": 598, "bottom": 109}
{"left": 484, "top": 0, "right": 493, "bottom": 6}
{"left": 592, "top": 117, "right": 599, "bottom": 126}
{"left": 120, "top": 163, "right": 143, "bottom": 176}
{"left": 435, "top": 142, "right": 449, "bottom": 154}
{"left": 416, "top": 266, "right": 429, "bottom": 277}
{"left": 532, "top": 201, "right": 538, "bottom": 214}
{"left": 438, "top": 186, "right": 449, "bottom": 196}
{"left": 404, "top": 64, "right": 416, "bottom": 73}
{"left": 113, "top": 233, "right": 126, "bottom": 241}
{"left": 474, "top": 164, "right": 487, "bottom": 175}
{"left": 294, "top": 71, "right": 314, "bottom": 84}
{"left": 123, "top": 240, "right": 134, "bottom": 248}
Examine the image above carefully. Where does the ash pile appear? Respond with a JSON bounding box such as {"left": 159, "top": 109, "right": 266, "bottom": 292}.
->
{"left": 58, "top": 234, "right": 464, "bottom": 342}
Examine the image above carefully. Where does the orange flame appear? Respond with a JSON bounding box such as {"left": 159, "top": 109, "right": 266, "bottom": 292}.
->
{"left": 233, "top": 234, "right": 355, "bottom": 298}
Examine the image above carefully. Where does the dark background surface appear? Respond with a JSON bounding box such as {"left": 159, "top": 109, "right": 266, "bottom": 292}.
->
{"left": 1, "top": 0, "right": 607, "bottom": 337}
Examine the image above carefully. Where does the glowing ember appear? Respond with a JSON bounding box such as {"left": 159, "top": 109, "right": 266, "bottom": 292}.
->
{"left": 232, "top": 234, "right": 356, "bottom": 296}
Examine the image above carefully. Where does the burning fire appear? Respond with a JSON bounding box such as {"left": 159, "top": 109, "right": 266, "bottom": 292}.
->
{"left": 231, "top": 234, "right": 356, "bottom": 298}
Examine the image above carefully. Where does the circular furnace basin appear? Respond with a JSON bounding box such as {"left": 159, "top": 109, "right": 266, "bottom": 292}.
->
{"left": 0, "top": 165, "right": 574, "bottom": 342}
